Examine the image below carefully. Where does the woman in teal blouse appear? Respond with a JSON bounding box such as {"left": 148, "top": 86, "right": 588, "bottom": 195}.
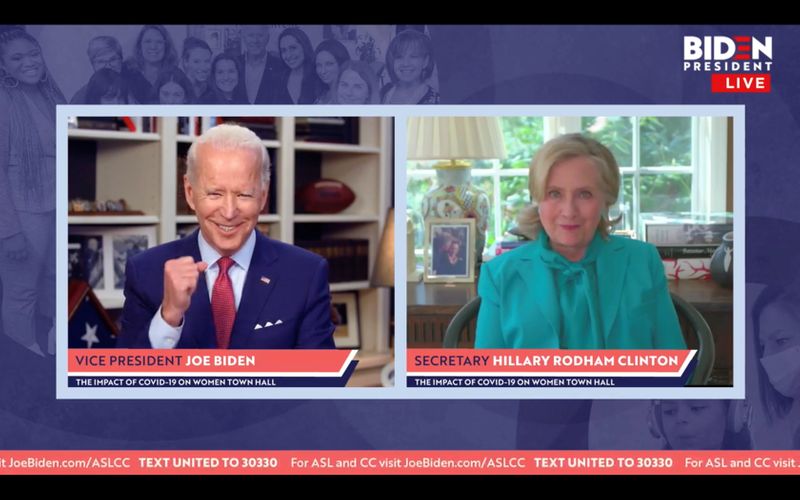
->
{"left": 475, "top": 134, "right": 685, "bottom": 349}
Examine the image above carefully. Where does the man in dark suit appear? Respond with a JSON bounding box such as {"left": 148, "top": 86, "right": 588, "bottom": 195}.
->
{"left": 240, "top": 25, "right": 291, "bottom": 104}
{"left": 118, "top": 123, "right": 335, "bottom": 349}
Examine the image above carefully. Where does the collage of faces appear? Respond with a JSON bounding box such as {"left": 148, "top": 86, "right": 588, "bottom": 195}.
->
{"left": 2, "top": 24, "right": 799, "bottom": 451}
{"left": 54, "top": 25, "right": 441, "bottom": 106}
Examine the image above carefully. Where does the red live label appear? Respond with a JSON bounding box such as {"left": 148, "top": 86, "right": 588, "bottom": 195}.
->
{"left": 711, "top": 73, "right": 771, "bottom": 93}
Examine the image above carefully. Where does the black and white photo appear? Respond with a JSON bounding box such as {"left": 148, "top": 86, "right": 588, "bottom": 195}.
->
{"left": 67, "top": 234, "right": 104, "bottom": 289}
{"left": 68, "top": 226, "right": 156, "bottom": 305}
{"left": 113, "top": 234, "right": 149, "bottom": 288}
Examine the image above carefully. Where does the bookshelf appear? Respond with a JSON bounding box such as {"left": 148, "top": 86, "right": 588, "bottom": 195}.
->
{"left": 67, "top": 116, "right": 393, "bottom": 386}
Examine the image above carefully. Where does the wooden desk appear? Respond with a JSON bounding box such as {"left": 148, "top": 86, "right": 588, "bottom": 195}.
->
{"left": 407, "top": 279, "right": 733, "bottom": 385}
{"left": 407, "top": 281, "right": 476, "bottom": 347}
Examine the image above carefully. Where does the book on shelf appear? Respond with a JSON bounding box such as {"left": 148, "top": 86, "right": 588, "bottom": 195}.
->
{"left": 646, "top": 224, "right": 732, "bottom": 247}
{"left": 177, "top": 117, "right": 192, "bottom": 136}
{"left": 295, "top": 117, "right": 359, "bottom": 144}
{"left": 140, "top": 117, "right": 156, "bottom": 133}
{"left": 75, "top": 117, "right": 140, "bottom": 132}
{"left": 76, "top": 117, "right": 122, "bottom": 131}
{"left": 177, "top": 116, "right": 204, "bottom": 136}
{"left": 203, "top": 116, "right": 218, "bottom": 133}
{"left": 304, "top": 117, "right": 347, "bottom": 126}
{"left": 640, "top": 211, "right": 733, "bottom": 224}
{"left": 182, "top": 116, "right": 221, "bottom": 135}
{"left": 494, "top": 239, "right": 527, "bottom": 256}
{"left": 657, "top": 245, "right": 717, "bottom": 259}
{"left": 294, "top": 239, "right": 369, "bottom": 283}
{"left": 120, "top": 117, "right": 136, "bottom": 132}
{"left": 217, "top": 116, "right": 277, "bottom": 140}
{"left": 641, "top": 212, "right": 733, "bottom": 247}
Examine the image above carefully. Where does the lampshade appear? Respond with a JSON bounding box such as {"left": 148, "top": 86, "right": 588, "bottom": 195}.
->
{"left": 371, "top": 207, "right": 394, "bottom": 287}
{"left": 406, "top": 117, "right": 507, "bottom": 161}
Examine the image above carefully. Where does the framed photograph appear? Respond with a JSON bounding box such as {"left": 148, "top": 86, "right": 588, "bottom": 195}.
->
{"left": 424, "top": 218, "right": 476, "bottom": 283}
{"left": 67, "top": 232, "right": 105, "bottom": 290}
{"left": 68, "top": 226, "right": 157, "bottom": 307}
{"left": 330, "top": 292, "right": 360, "bottom": 349}
{"left": 110, "top": 229, "right": 154, "bottom": 289}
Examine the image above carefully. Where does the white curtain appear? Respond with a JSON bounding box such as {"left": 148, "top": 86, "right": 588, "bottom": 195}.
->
{"left": 694, "top": 117, "right": 729, "bottom": 213}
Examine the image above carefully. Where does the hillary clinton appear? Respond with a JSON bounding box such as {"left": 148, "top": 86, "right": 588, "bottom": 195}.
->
{"left": 475, "top": 134, "right": 686, "bottom": 349}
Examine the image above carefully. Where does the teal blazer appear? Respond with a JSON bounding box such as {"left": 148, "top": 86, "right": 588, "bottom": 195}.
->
{"left": 475, "top": 235, "right": 686, "bottom": 349}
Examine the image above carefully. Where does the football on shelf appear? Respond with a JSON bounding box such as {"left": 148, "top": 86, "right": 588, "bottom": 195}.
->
{"left": 298, "top": 179, "right": 356, "bottom": 214}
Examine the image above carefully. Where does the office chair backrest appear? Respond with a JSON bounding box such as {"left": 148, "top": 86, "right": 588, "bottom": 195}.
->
{"left": 443, "top": 296, "right": 480, "bottom": 349}
{"left": 669, "top": 292, "right": 715, "bottom": 385}
{"left": 443, "top": 293, "right": 714, "bottom": 386}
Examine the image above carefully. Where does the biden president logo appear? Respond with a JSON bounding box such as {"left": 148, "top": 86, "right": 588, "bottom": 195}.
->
{"left": 683, "top": 35, "right": 773, "bottom": 93}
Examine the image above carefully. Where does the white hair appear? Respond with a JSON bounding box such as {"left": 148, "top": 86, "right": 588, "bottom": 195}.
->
{"left": 186, "top": 123, "right": 270, "bottom": 187}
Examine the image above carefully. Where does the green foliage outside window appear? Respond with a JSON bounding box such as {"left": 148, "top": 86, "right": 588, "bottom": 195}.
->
{"left": 499, "top": 176, "right": 530, "bottom": 236}
{"left": 499, "top": 117, "right": 544, "bottom": 170}
{"left": 407, "top": 116, "right": 693, "bottom": 261}
{"left": 582, "top": 116, "right": 633, "bottom": 166}
{"left": 583, "top": 116, "right": 693, "bottom": 228}
{"left": 640, "top": 117, "right": 691, "bottom": 166}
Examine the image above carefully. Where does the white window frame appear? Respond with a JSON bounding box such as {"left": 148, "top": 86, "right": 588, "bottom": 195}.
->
{"left": 546, "top": 115, "right": 726, "bottom": 237}
{"left": 408, "top": 115, "right": 726, "bottom": 258}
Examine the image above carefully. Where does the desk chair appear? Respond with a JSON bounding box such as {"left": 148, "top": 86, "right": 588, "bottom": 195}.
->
{"left": 443, "top": 293, "right": 715, "bottom": 385}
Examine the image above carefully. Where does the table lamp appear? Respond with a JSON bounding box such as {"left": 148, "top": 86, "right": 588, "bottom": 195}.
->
{"left": 371, "top": 207, "right": 394, "bottom": 288}
{"left": 407, "top": 116, "right": 507, "bottom": 267}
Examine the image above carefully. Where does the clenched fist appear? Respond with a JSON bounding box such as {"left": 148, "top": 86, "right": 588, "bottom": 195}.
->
{"left": 161, "top": 256, "right": 208, "bottom": 327}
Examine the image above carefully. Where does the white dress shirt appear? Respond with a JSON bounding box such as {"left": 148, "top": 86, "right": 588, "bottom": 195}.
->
{"left": 148, "top": 230, "right": 256, "bottom": 348}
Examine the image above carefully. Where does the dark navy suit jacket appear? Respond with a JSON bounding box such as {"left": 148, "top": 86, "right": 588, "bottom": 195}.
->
{"left": 117, "top": 230, "right": 335, "bottom": 349}
{"left": 240, "top": 53, "right": 292, "bottom": 104}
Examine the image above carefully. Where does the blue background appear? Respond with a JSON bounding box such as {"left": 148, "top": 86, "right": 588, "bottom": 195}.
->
{"left": 1, "top": 24, "right": 797, "bottom": 452}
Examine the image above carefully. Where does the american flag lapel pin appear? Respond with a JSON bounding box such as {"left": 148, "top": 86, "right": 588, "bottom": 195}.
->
{"left": 260, "top": 276, "right": 271, "bottom": 285}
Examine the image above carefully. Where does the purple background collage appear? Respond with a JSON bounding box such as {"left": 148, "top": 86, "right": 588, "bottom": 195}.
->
{"left": 0, "top": 24, "right": 798, "bottom": 452}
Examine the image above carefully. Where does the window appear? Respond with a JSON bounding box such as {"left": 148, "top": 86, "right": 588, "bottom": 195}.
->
{"left": 582, "top": 116, "right": 694, "bottom": 235}
{"left": 406, "top": 115, "right": 728, "bottom": 264}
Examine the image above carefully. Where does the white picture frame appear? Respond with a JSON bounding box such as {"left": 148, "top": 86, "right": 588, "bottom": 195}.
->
{"left": 68, "top": 226, "right": 157, "bottom": 308}
{"left": 330, "top": 292, "right": 360, "bottom": 349}
{"left": 423, "top": 218, "right": 476, "bottom": 283}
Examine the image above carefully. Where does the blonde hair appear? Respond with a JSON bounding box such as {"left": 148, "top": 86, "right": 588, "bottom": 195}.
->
{"left": 516, "top": 133, "right": 621, "bottom": 239}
